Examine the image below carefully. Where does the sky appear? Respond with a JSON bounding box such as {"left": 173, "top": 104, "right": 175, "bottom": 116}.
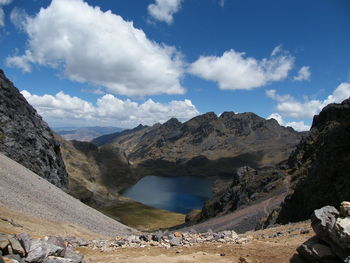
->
{"left": 0, "top": 0, "right": 349, "bottom": 131}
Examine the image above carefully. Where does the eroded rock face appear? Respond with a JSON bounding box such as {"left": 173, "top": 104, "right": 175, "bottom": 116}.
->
{"left": 277, "top": 97, "right": 350, "bottom": 224}
{"left": 0, "top": 70, "right": 68, "bottom": 190}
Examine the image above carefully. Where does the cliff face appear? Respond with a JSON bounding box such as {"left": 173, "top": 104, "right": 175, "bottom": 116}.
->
{"left": 0, "top": 70, "right": 68, "bottom": 190}
{"left": 276, "top": 97, "right": 350, "bottom": 223}
{"left": 96, "top": 111, "right": 304, "bottom": 177}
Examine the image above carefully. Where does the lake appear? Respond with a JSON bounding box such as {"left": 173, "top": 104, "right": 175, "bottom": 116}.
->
{"left": 122, "top": 176, "right": 214, "bottom": 214}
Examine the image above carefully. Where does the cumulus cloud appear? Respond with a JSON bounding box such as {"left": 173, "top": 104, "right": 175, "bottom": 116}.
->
{"left": 0, "top": 0, "right": 13, "bottom": 27}
{"left": 148, "top": 0, "right": 182, "bottom": 24}
{"left": 21, "top": 90, "right": 199, "bottom": 128}
{"left": 188, "top": 47, "right": 294, "bottom": 90}
{"left": 6, "top": 0, "right": 185, "bottom": 96}
{"left": 294, "top": 66, "right": 311, "bottom": 81}
{"left": 267, "top": 82, "right": 350, "bottom": 119}
{"left": 267, "top": 113, "right": 310, "bottom": 132}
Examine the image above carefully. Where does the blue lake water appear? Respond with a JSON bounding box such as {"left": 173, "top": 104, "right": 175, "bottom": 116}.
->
{"left": 122, "top": 176, "right": 213, "bottom": 214}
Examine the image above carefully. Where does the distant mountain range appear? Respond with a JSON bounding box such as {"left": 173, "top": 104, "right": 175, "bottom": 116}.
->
{"left": 54, "top": 126, "right": 123, "bottom": 142}
{"left": 92, "top": 111, "right": 305, "bottom": 178}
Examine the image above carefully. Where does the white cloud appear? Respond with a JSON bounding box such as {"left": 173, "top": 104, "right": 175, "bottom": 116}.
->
{"left": 148, "top": 0, "right": 182, "bottom": 24}
{"left": 9, "top": 7, "right": 27, "bottom": 30}
{"left": 294, "top": 66, "right": 311, "bottom": 81}
{"left": 0, "top": 8, "right": 4, "bottom": 27}
{"left": 218, "top": 0, "right": 226, "bottom": 7}
{"left": 267, "top": 82, "right": 350, "bottom": 119}
{"left": 267, "top": 113, "right": 310, "bottom": 132}
{"left": 21, "top": 90, "right": 199, "bottom": 128}
{"left": 0, "top": 0, "right": 13, "bottom": 27}
{"left": 6, "top": 0, "right": 185, "bottom": 96}
{"left": 188, "top": 47, "right": 294, "bottom": 90}
{"left": 0, "top": 0, "right": 13, "bottom": 4}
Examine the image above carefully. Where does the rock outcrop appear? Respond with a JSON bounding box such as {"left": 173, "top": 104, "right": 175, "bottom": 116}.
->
{"left": 0, "top": 233, "right": 86, "bottom": 263}
{"left": 95, "top": 111, "right": 303, "bottom": 178}
{"left": 198, "top": 165, "right": 287, "bottom": 222}
{"left": 0, "top": 70, "right": 68, "bottom": 190}
{"left": 276, "top": 97, "right": 350, "bottom": 224}
{"left": 291, "top": 202, "right": 350, "bottom": 263}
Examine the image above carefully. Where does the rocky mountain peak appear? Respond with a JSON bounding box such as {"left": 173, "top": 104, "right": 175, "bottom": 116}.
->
{"left": 0, "top": 69, "right": 68, "bottom": 190}
{"left": 311, "top": 97, "right": 350, "bottom": 130}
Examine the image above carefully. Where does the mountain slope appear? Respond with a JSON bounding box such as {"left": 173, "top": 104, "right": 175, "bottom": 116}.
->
{"left": 105, "top": 112, "right": 304, "bottom": 177}
{"left": 0, "top": 69, "right": 68, "bottom": 190}
{"left": 56, "top": 135, "right": 138, "bottom": 205}
{"left": 276, "top": 97, "right": 350, "bottom": 223}
{"left": 0, "top": 153, "right": 134, "bottom": 237}
{"left": 91, "top": 124, "right": 147, "bottom": 146}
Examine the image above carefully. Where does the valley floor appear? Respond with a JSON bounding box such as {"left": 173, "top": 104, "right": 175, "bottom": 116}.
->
{"left": 78, "top": 222, "right": 312, "bottom": 263}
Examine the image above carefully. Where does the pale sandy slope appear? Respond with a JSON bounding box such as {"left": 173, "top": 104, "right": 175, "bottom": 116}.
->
{"left": 0, "top": 153, "right": 135, "bottom": 238}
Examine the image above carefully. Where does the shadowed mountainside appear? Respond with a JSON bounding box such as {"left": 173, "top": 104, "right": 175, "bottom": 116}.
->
{"left": 56, "top": 135, "right": 138, "bottom": 206}
{"left": 271, "top": 97, "right": 350, "bottom": 224}
{"left": 0, "top": 69, "right": 68, "bottom": 190}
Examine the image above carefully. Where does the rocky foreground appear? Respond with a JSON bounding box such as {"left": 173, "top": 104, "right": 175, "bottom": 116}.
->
{"left": 291, "top": 202, "right": 350, "bottom": 262}
{"left": 0, "top": 222, "right": 313, "bottom": 263}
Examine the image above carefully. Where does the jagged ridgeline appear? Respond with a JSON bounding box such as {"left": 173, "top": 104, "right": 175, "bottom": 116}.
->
{"left": 0, "top": 70, "right": 68, "bottom": 190}
{"left": 92, "top": 111, "right": 305, "bottom": 178}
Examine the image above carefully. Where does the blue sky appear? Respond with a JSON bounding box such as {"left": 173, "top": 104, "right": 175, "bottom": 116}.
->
{"left": 0, "top": 0, "right": 349, "bottom": 130}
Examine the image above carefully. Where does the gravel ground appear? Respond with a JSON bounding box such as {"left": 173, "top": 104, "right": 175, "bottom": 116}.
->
{"left": 0, "top": 153, "right": 135, "bottom": 237}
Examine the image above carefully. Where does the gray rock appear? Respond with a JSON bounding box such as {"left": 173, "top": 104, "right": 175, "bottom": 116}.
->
{"left": 63, "top": 247, "right": 83, "bottom": 263}
{"left": 332, "top": 217, "right": 350, "bottom": 249}
{"left": 297, "top": 237, "right": 339, "bottom": 263}
{"left": 18, "top": 233, "right": 31, "bottom": 254}
{"left": 169, "top": 237, "right": 181, "bottom": 247}
{"left": 8, "top": 237, "right": 25, "bottom": 257}
{"left": 311, "top": 206, "right": 339, "bottom": 238}
{"left": 152, "top": 231, "right": 162, "bottom": 242}
{"left": 2, "top": 254, "right": 24, "bottom": 263}
{"left": 340, "top": 202, "right": 350, "bottom": 217}
{"left": 26, "top": 240, "right": 63, "bottom": 263}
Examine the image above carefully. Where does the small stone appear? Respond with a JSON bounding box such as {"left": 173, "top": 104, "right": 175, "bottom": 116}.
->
{"left": 173, "top": 232, "right": 182, "bottom": 238}
{"left": 340, "top": 201, "right": 350, "bottom": 217}
{"left": 300, "top": 228, "right": 310, "bottom": 234}
{"left": 152, "top": 232, "right": 162, "bottom": 242}
{"left": 169, "top": 237, "right": 181, "bottom": 247}
{"left": 220, "top": 253, "right": 225, "bottom": 256}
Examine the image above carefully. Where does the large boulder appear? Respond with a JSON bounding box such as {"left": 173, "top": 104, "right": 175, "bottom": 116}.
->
{"left": 292, "top": 203, "right": 350, "bottom": 262}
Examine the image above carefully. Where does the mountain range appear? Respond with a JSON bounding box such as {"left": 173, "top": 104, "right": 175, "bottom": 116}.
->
{"left": 54, "top": 126, "right": 123, "bottom": 142}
